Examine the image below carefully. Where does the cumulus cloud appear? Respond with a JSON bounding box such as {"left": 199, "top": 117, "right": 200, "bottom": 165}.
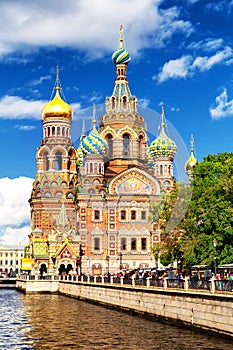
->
{"left": 0, "top": 95, "right": 45, "bottom": 119}
{"left": 0, "top": 226, "right": 29, "bottom": 246}
{"left": 157, "top": 47, "right": 233, "bottom": 83}
{"left": 0, "top": 95, "right": 82, "bottom": 120}
{"left": 209, "top": 88, "right": 233, "bottom": 119}
{"left": 156, "top": 55, "right": 193, "bottom": 82}
{"left": 0, "top": 177, "right": 33, "bottom": 245}
{"left": 0, "top": 0, "right": 193, "bottom": 59}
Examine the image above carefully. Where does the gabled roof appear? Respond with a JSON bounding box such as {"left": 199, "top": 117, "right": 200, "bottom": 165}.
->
{"left": 53, "top": 237, "right": 78, "bottom": 258}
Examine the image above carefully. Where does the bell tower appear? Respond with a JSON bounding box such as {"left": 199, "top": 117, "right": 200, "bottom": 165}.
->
{"left": 99, "top": 25, "right": 148, "bottom": 177}
{"left": 28, "top": 67, "right": 79, "bottom": 274}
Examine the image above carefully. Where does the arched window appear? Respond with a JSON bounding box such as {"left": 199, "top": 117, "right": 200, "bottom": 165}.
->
{"left": 43, "top": 152, "right": 49, "bottom": 170}
{"left": 123, "top": 134, "right": 130, "bottom": 157}
{"left": 52, "top": 126, "right": 55, "bottom": 136}
{"left": 55, "top": 151, "right": 62, "bottom": 170}
{"left": 160, "top": 164, "right": 163, "bottom": 175}
{"left": 122, "top": 96, "right": 127, "bottom": 109}
{"left": 112, "top": 97, "right": 115, "bottom": 109}
{"left": 107, "top": 134, "right": 113, "bottom": 159}
{"left": 138, "top": 135, "right": 144, "bottom": 159}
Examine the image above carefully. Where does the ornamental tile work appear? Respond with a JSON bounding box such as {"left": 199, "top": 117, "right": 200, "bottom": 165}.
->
{"left": 26, "top": 26, "right": 195, "bottom": 277}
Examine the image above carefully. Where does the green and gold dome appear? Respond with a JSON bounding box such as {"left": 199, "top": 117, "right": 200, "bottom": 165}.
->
{"left": 150, "top": 107, "right": 177, "bottom": 159}
{"left": 79, "top": 106, "right": 108, "bottom": 156}
{"left": 112, "top": 24, "right": 131, "bottom": 65}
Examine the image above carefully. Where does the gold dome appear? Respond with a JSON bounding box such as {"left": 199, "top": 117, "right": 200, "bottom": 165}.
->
{"left": 185, "top": 154, "right": 197, "bottom": 171}
{"left": 42, "top": 87, "right": 72, "bottom": 121}
{"left": 185, "top": 135, "right": 197, "bottom": 171}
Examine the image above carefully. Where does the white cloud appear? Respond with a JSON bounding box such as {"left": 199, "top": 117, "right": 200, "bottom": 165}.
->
{"left": 0, "top": 177, "right": 33, "bottom": 245}
{"left": 0, "top": 95, "right": 82, "bottom": 120}
{"left": 209, "top": 88, "right": 233, "bottom": 119}
{"left": 0, "top": 226, "right": 29, "bottom": 246}
{"left": 14, "top": 124, "right": 36, "bottom": 131}
{"left": 192, "top": 47, "right": 233, "bottom": 72}
{"left": 206, "top": 1, "right": 233, "bottom": 13}
{"left": 188, "top": 38, "right": 224, "bottom": 52}
{"left": 0, "top": 177, "right": 33, "bottom": 227}
{"left": 157, "top": 47, "right": 233, "bottom": 82}
{"left": 0, "top": 0, "right": 193, "bottom": 59}
{"left": 0, "top": 95, "right": 46, "bottom": 119}
{"left": 157, "top": 55, "right": 193, "bottom": 83}
{"left": 138, "top": 98, "right": 150, "bottom": 108}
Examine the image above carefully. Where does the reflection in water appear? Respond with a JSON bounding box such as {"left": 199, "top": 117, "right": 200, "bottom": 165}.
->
{"left": 0, "top": 289, "right": 232, "bottom": 349}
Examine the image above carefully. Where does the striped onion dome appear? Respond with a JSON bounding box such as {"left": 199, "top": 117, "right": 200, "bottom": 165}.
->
{"left": 80, "top": 125, "right": 107, "bottom": 155}
{"left": 112, "top": 24, "right": 131, "bottom": 65}
{"left": 150, "top": 107, "right": 177, "bottom": 159}
{"left": 112, "top": 47, "right": 131, "bottom": 65}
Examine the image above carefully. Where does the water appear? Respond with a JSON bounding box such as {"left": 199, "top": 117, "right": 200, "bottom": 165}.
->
{"left": 0, "top": 289, "right": 232, "bottom": 350}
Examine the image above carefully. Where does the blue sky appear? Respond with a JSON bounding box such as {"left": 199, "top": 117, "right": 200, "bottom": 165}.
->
{"left": 0, "top": 0, "right": 233, "bottom": 245}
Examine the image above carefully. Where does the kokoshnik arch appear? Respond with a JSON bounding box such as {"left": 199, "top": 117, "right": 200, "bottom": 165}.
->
{"left": 24, "top": 26, "right": 196, "bottom": 276}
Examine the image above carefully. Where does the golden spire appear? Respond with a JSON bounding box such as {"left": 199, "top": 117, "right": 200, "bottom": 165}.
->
{"left": 55, "top": 65, "right": 60, "bottom": 91}
{"left": 119, "top": 24, "right": 123, "bottom": 49}
{"left": 185, "top": 134, "right": 197, "bottom": 172}
{"left": 92, "top": 103, "right": 97, "bottom": 129}
{"left": 161, "top": 106, "right": 165, "bottom": 129}
{"left": 81, "top": 119, "right": 86, "bottom": 139}
{"left": 190, "top": 134, "right": 194, "bottom": 155}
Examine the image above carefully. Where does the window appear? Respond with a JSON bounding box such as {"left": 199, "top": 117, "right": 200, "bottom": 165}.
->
{"left": 44, "top": 152, "right": 49, "bottom": 170}
{"left": 141, "top": 211, "right": 146, "bottom": 220}
{"left": 138, "top": 135, "right": 144, "bottom": 159}
{"left": 94, "top": 210, "right": 100, "bottom": 220}
{"left": 94, "top": 237, "right": 100, "bottom": 251}
{"left": 123, "top": 134, "right": 130, "bottom": 157}
{"left": 131, "top": 238, "right": 137, "bottom": 251}
{"left": 131, "top": 210, "right": 136, "bottom": 220}
{"left": 107, "top": 134, "right": 113, "bottom": 159}
{"left": 121, "top": 238, "right": 126, "bottom": 250}
{"left": 141, "top": 238, "right": 147, "bottom": 250}
{"left": 55, "top": 151, "right": 62, "bottom": 170}
{"left": 121, "top": 210, "right": 126, "bottom": 220}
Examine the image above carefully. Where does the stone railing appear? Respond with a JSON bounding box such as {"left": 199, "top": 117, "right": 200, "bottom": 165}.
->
{"left": 18, "top": 274, "right": 233, "bottom": 294}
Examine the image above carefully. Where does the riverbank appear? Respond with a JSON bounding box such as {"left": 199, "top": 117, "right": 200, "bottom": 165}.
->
{"left": 16, "top": 276, "right": 233, "bottom": 339}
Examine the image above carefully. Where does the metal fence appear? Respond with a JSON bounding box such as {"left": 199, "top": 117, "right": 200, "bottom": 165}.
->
{"left": 19, "top": 274, "right": 233, "bottom": 293}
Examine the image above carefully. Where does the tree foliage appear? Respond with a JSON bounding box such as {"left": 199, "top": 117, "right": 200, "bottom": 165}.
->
{"left": 151, "top": 153, "right": 233, "bottom": 270}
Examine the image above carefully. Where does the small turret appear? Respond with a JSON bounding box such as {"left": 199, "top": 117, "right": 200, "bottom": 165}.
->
{"left": 185, "top": 135, "right": 197, "bottom": 183}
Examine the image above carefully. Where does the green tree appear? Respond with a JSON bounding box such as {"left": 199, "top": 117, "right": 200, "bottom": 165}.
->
{"left": 181, "top": 153, "right": 233, "bottom": 268}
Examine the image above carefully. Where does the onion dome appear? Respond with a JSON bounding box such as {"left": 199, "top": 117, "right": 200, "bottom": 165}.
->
{"left": 185, "top": 135, "right": 197, "bottom": 171}
{"left": 76, "top": 146, "right": 84, "bottom": 166}
{"left": 80, "top": 105, "right": 108, "bottom": 155}
{"left": 112, "top": 24, "right": 131, "bottom": 65}
{"left": 42, "top": 67, "right": 72, "bottom": 121}
{"left": 150, "top": 107, "right": 177, "bottom": 159}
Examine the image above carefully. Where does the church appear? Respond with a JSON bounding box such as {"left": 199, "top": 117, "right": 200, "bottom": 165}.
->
{"left": 25, "top": 26, "right": 196, "bottom": 276}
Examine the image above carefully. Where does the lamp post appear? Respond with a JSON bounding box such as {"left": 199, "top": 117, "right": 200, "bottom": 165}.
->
{"left": 119, "top": 252, "right": 122, "bottom": 270}
{"left": 155, "top": 249, "right": 159, "bottom": 269}
{"left": 213, "top": 239, "right": 217, "bottom": 276}
{"left": 106, "top": 255, "right": 110, "bottom": 280}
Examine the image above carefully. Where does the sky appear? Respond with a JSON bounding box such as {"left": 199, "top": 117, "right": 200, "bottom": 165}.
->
{"left": 0, "top": 0, "right": 233, "bottom": 246}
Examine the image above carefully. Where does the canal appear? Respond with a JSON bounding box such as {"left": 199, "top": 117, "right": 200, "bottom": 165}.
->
{"left": 0, "top": 289, "right": 232, "bottom": 349}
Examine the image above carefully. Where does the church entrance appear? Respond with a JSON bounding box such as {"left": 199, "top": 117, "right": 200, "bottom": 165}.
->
{"left": 58, "top": 261, "right": 74, "bottom": 275}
